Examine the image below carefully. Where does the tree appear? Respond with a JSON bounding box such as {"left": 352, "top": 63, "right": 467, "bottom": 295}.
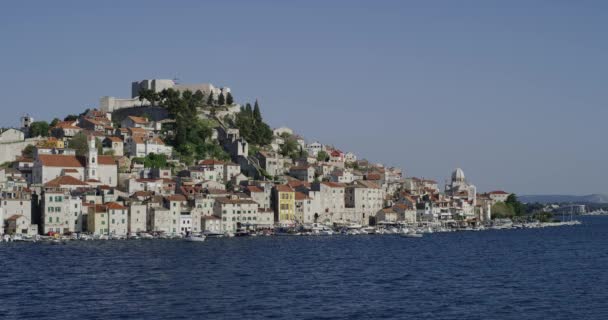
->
{"left": 218, "top": 92, "right": 225, "bottom": 106}
{"left": 253, "top": 100, "right": 262, "bottom": 123}
{"left": 64, "top": 114, "right": 78, "bottom": 122}
{"left": 50, "top": 118, "right": 60, "bottom": 127}
{"left": 226, "top": 92, "right": 234, "bottom": 105}
{"left": 28, "top": 121, "right": 50, "bottom": 137}
{"left": 67, "top": 133, "right": 89, "bottom": 156}
{"left": 491, "top": 202, "right": 515, "bottom": 219}
{"left": 143, "top": 153, "right": 168, "bottom": 168}
{"left": 505, "top": 194, "right": 524, "bottom": 216}
{"left": 207, "top": 92, "right": 214, "bottom": 106}
{"left": 280, "top": 137, "right": 299, "bottom": 159}
{"left": 317, "top": 150, "right": 329, "bottom": 162}
{"left": 22, "top": 145, "right": 35, "bottom": 158}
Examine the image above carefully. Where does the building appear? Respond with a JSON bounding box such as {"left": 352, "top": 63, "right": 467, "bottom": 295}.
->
{"left": 312, "top": 181, "right": 346, "bottom": 224}
{"left": 128, "top": 202, "right": 147, "bottom": 233}
{"left": 33, "top": 137, "right": 118, "bottom": 187}
{"left": 289, "top": 165, "right": 315, "bottom": 183}
{"left": 345, "top": 180, "right": 384, "bottom": 225}
{"left": 273, "top": 185, "right": 295, "bottom": 225}
{"left": 214, "top": 196, "right": 260, "bottom": 232}
{"left": 87, "top": 202, "right": 128, "bottom": 236}
{"left": 41, "top": 191, "right": 83, "bottom": 234}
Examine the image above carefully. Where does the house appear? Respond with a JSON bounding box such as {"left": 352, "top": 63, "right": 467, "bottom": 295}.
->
{"left": 121, "top": 116, "right": 151, "bottom": 130}
{"left": 201, "top": 216, "right": 221, "bottom": 233}
{"left": 5, "top": 215, "right": 35, "bottom": 235}
{"left": 273, "top": 185, "right": 295, "bottom": 225}
{"left": 51, "top": 121, "right": 82, "bottom": 138}
{"left": 306, "top": 142, "right": 324, "bottom": 157}
{"left": 41, "top": 191, "right": 83, "bottom": 234}
{"left": 392, "top": 204, "right": 417, "bottom": 223}
{"left": 128, "top": 202, "right": 147, "bottom": 233}
{"left": 102, "top": 136, "right": 124, "bottom": 156}
{"left": 328, "top": 150, "right": 345, "bottom": 168}
{"left": 246, "top": 185, "right": 270, "bottom": 210}
{"left": 345, "top": 180, "right": 384, "bottom": 225}
{"left": 376, "top": 208, "right": 398, "bottom": 223}
{"left": 87, "top": 202, "right": 128, "bottom": 236}
{"left": 44, "top": 175, "right": 91, "bottom": 191}
{"left": 33, "top": 137, "right": 118, "bottom": 187}
{"left": 289, "top": 165, "right": 315, "bottom": 183}
{"left": 257, "top": 151, "right": 282, "bottom": 177}
{"left": 1, "top": 190, "right": 34, "bottom": 234}
{"left": 126, "top": 135, "right": 172, "bottom": 158}
{"left": 311, "top": 181, "right": 346, "bottom": 224}
{"left": 213, "top": 196, "right": 260, "bottom": 232}
{"left": 489, "top": 191, "right": 510, "bottom": 203}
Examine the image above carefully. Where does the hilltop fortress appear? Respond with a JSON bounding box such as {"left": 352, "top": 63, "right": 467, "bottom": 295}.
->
{"left": 100, "top": 79, "right": 231, "bottom": 112}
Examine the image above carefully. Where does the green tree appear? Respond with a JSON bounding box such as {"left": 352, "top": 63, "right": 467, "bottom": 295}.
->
{"left": 491, "top": 202, "right": 515, "bottom": 219}
{"left": 218, "top": 92, "right": 225, "bottom": 106}
{"left": 505, "top": 194, "right": 524, "bottom": 216}
{"left": 68, "top": 132, "right": 89, "bottom": 156}
{"left": 253, "top": 100, "right": 262, "bottom": 123}
{"left": 64, "top": 114, "right": 78, "bottom": 122}
{"left": 28, "top": 121, "right": 50, "bottom": 137}
{"left": 226, "top": 92, "right": 234, "bottom": 105}
{"left": 207, "top": 92, "right": 214, "bottom": 106}
{"left": 143, "top": 153, "right": 168, "bottom": 168}
{"left": 50, "top": 118, "right": 61, "bottom": 127}
{"left": 280, "top": 136, "right": 299, "bottom": 159}
{"left": 317, "top": 150, "right": 329, "bottom": 162}
{"left": 22, "top": 145, "right": 35, "bottom": 158}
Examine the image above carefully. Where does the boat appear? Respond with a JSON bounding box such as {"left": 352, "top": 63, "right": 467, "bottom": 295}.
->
{"left": 184, "top": 234, "right": 206, "bottom": 242}
{"left": 400, "top": 231, "right": 423, "bottom": 238}
{"left": 360, "top": 227, "right": 376, "bottom": 235}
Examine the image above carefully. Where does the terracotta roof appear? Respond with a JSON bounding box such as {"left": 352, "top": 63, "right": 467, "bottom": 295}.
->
{"left": 38, "top": 155, "right": 115, "bottom": 167}
{"left": 16, "top": 156, "right": 34, "bottom": 163}
{"left": 215, "top": 197, "right": 258, "bottom": 205}
{"left": 489, "top": 190, "right": 510, "bottom": 195}
{"left": 44, "top": 175, "right": 89, "bottom": 187}
{"left": 55, "top": 121, "right": 80, "bottom": 129}
{"left": 165, "top": 195, "right": 187, "bottom": 202}
{"left": 105, "top": 202, "right": 127, "bottom": 210}
{"left": 295, "top": 192, "right": 309, "bottom": 200}
{"left": 105, "top": 136, "right": 123, "bottom": 143}
{"left": 98, "top": 156, "right": 116, "bottom": 165}
{"left": 246, "top": 186, "right": 264, "bottom": 193}
{"left": 38, "top": 155, "right": 85, "bottom": 167}
{"left": 321, "top": 181, "right": 345, "bottom": 188}
{"left": 275, "top": 185, "right": 294, "bottom": 193}
{"left": 127, "top": 116, "right": 149, "bottom": 124}
{"left": 63, "top": 168, "right": 78, "bottom": 173}
{"left": 199, "top": 159, "right": 226, "bottom": 166}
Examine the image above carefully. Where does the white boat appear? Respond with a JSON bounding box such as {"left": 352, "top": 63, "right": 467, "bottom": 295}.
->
{"left": 400, "top": 231, "right": 423, "bottom": 238}
{"left": 184, "top": 235, "right": 206, "bottom": 242}
{"left": 360, "top": 227, "right": 376, "bottom": 235}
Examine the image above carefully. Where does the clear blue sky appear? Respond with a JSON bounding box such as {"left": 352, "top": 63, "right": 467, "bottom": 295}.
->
{"left": 1, "top": 0, "right": 606, "bottom": 195}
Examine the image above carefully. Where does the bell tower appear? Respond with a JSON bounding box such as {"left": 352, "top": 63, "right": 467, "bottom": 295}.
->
{"left": 85, "top": 136, "right": 98, "bottom": 181}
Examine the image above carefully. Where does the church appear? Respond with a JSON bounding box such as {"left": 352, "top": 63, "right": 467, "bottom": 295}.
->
{"left": 32, "top": 136, "right": 118, "bottom": 187}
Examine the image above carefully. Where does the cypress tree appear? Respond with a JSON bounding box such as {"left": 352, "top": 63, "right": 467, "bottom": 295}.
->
{"left": 253, "top": 100, "right": 262, "bottom": 123}
{"left": 218, "top": 92, "right": 225, "bottom": 106}
{"left": 226, "top": 92, "right": 234, "bottom": 105}
{"left": 207, "top": 92, "right": 214, "bottom": 106}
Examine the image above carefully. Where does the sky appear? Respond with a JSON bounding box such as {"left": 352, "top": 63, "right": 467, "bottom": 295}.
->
{"left": 1, "top": 0, "right": 606, "bottom": 195}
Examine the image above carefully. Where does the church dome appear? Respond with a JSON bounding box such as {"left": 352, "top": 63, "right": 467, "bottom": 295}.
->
{"left": 452, "top": 168, "right": 465, "bottom": 182}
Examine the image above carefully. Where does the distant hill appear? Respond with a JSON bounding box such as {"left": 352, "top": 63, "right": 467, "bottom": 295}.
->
{"left": 520, "top": 194, "right": 608, "bottom": 204}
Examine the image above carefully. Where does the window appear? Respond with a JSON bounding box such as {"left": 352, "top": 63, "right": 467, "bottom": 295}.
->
{"left": 48, "top": 217, "right": 52, "bottom": 223}
{"left": 112, "top": 219, "right": 115, "bottom": 224}
{"left": 102, "top": 221, "right": 105, "bottom": 225}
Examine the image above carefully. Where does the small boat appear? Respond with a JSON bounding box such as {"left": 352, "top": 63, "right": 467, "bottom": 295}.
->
{"left": 400, "top": 231, "right": 423, "bottom": 238}
{"left": 184, "top": 234, "right": 206, "bottom": 242}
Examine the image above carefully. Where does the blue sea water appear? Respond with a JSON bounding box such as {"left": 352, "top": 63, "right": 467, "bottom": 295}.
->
{"left": 1, "top": 217, "right": 607, "bottom": 320}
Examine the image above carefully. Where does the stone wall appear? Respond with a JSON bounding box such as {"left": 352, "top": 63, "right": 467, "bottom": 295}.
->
{"left": 111, "top": 106, "right": 170, "bottom": 123}
{"left": 0, "top": 138, "right": 44, "bottom": 164}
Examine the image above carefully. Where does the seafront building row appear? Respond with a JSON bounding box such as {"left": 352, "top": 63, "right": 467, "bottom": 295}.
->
{"left": 0, "top": 79, "right": 513, "bottom": 237}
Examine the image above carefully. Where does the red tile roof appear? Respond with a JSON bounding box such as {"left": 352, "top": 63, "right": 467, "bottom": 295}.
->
{"left": 127, "top": 116, "right": 149, "bottom": 124}
{"left": 105, "top": 202, "right": 126, "bottom": 210}
{"left": 275, "top": 185, "right": 294, "bottom": 193}
{"left": 44, "top": 175, "right": 89, "bottom": 187}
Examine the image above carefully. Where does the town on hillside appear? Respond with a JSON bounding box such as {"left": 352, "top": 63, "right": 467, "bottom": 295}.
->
{"left": 0, "top": 78, "right": 525, "bottom": 240}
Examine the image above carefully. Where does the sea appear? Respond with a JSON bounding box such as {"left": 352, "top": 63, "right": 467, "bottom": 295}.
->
{"left": 1, "top": 216, "right": 607, "bottom": 320}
